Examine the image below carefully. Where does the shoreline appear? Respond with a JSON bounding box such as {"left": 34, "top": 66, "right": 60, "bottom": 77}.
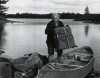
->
{"left": 6, "top": 17, "right": 100, "bottom": 24}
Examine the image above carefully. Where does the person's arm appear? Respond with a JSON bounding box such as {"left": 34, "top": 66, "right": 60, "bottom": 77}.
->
{"left": 45, "top": 22, "right": 53, "bottom": 34}
{"left": 59, "top": 21, "right": 64, "bottom": 27}
{"left": 45, "top": 23, "right": 49, "bottom": 34}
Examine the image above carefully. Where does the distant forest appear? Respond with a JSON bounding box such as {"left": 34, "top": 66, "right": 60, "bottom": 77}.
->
{"left": 1, "top": 0, "right": 100, "bottom": 24}
{"left": 5, "top": 13, "right": 100, "bottom": 23}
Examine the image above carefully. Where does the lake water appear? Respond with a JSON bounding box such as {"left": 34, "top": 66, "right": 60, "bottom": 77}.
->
{"left": 0, "top": 18, "right": 100, "bottom": 71}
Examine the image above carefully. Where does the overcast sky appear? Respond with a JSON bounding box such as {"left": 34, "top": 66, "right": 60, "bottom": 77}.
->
{"left": 6, "top": 0, "right": 100, "bottom": 14}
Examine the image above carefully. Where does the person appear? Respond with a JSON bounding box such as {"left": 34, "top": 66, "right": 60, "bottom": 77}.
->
{"left": 45, "top": 13, "right": 64, "bottom": 62}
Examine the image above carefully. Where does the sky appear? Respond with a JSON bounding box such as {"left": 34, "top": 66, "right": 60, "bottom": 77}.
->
{"left": 5, "top": 0, "right": 100, "bottom": 14}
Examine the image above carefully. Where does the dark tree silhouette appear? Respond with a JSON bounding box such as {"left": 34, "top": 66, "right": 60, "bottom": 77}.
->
{"left": 0, "top": 0, "right": 8, "bottom": 47}
{"left": 85, "top": 6, "right": 90, "bottom": 15}
{"left": 0, "top": 0, "right": 9, "bottom": 16}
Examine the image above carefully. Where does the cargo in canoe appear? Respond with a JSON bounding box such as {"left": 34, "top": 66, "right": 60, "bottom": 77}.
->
{"left": 54, "top": 26, "right": 76, "bottom": 49}
{"left": 37, "top": 46, "right": 95, "bottom": 78}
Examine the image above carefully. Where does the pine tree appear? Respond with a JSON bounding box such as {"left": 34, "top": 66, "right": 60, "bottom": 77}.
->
{"left": 85, "top": 6, "right": 90, "bottom": 15}
{"left": 0, "top": 0, "right": 9, "bottom": 16}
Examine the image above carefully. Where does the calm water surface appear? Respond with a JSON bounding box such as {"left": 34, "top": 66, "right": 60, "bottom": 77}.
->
{"left": 0, "top": 18, "right": 100, "bottom": 71}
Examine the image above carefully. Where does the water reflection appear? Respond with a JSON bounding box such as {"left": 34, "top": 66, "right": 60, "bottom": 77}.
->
{"left": 0, "top": 22, "right": 6, "bottom": 48}
{"left": 1, "top": 19, "right": 100, "bottom": 71}
{"left": 84, "top": 24, "right": 89, "bottom": 36}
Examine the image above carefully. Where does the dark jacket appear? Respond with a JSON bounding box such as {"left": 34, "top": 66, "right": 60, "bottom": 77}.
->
{"left": 45, "top": 20, "right": 64, "bottom": 46}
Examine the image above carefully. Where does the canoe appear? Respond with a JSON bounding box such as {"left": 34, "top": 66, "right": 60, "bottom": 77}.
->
{"left": 37, "top": 46, "right": 95, "bottom": 78}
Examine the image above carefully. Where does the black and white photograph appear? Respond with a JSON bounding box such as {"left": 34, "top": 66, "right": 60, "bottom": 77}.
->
{"left": 0, "top": 0, "right": 100, "bottom": 78}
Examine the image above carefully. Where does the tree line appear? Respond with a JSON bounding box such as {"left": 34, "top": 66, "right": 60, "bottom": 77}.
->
{"left": 1, "top": 0, "right": 100, "bottom": 23}
{"left": 5, "top": 13, "right": 100, "bottom": 23}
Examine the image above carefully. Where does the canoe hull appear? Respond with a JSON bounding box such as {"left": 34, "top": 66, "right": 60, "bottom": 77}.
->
{"left": 37, "top": 47, "right": 95, "bottom": 78}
